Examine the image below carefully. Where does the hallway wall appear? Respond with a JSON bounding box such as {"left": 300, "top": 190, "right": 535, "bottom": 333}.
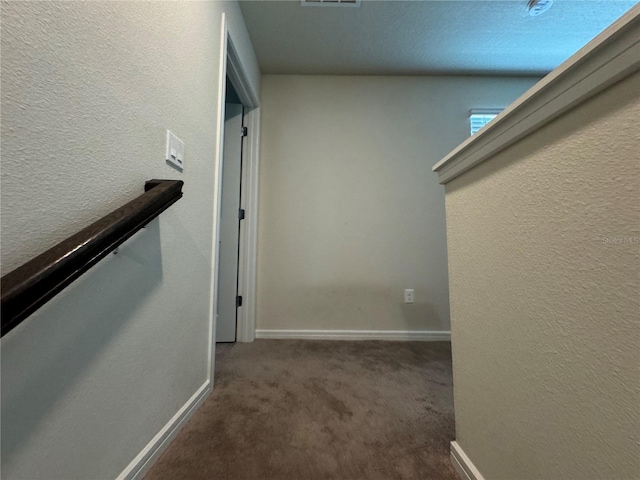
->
{"left": 0, "top": 2, "right": 258, "bottom": 479}
{"left": 445, "top": 71, "right": 640, "bottom": 479}
{"left": 257, "top": 75, "right": 538, "bottom": 334}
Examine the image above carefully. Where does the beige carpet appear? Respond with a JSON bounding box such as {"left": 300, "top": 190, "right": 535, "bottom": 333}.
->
{"left": 144, "top": 340, "right": 459, "bottom": 480}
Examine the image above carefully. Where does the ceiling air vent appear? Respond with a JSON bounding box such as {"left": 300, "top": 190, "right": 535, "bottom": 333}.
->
{"left": 301, "top": 0, "right": 360, "bottom": 7}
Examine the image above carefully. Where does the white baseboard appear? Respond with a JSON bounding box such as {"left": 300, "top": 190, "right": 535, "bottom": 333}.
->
{"left": 255, "top": 329, "right": 451, "bottom": 341}
{"left": 116, "top": 381, "right": 212, "bottom": 480}
{"left": 450, "top": 441, "right": 485, "bottom": 480}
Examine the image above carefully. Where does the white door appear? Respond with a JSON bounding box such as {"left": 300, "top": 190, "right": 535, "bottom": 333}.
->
{"left": 216, "top": 102, "right": 243, "bottom": 343}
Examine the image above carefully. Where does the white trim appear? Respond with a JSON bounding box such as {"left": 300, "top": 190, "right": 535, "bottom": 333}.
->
{"left": 433, "top": 5, "right": 640, "bottom": 184}
{"left": 208, "top": 13, "right": 229, "bottom": 381}
{"left": 236, "top": 107, "right": 260, "bottom": 343}
{"left": 217, "top": 25, "right": 260, "bottom": 345}
{"left": 255, "top": 329, "right": 451, "bottom": 341}
{"left": 226, "top": 36, "right": 259, "bottom": 109}
{"left": 116, "top": 381, "right": 211, "bottom": 480}
{"left": 450, "top": 441, "right": 486, "bottom": 480}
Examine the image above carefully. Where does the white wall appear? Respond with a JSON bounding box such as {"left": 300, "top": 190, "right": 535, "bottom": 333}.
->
{"left": 444, "top": 72, "right": 640, "bottom": 479}
{"left": 0, "top": 2, "right": 259, "bottom": 479}
{"left": 257, "top": 75, "right": 538, "bottom": 334}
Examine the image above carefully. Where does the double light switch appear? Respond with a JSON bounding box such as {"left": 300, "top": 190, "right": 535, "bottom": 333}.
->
{"left": 166, "top": 130, "right": 185, "bottom": 171}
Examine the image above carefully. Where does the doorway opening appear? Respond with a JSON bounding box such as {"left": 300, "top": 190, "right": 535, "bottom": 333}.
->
{"left": 216, "top": 78, "right": 245, "bottom": 343}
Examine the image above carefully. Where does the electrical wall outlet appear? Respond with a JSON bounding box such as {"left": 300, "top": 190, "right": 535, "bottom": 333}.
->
{"left": 404, "top": 289, "right": 414, "bottom": 304}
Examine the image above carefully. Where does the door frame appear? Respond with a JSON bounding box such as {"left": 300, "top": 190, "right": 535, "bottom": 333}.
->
{"left": 208, "top": 13, "right": 260, "bottom": 381}
{"left": 227, "top": 33, "right": 260, "bottom": 345}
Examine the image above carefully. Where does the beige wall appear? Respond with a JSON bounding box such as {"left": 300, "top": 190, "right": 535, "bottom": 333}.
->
{"left": 0, "top": 2, "right": 258, "bottom": 479}
{"left": 445, "top": 72, "right": 640, "bottom": 479}
{"left": 257, "top": 75, "right": 538, "bottom": 333}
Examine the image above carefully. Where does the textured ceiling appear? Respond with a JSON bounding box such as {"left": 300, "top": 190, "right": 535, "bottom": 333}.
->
{"left": 239, "top": 0, "right": 637, "bottom": 75}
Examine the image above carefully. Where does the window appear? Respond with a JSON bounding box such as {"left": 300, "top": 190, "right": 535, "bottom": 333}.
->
{"left": 469, "top": 109, "right": 502, "bottom": 136}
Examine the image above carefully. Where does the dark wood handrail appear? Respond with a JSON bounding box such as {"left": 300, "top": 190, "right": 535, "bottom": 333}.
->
{"left": 1, "top": 179, "right": 184, "bottom": 337}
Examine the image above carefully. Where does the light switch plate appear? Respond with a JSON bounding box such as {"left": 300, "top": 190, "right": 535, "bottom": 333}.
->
{"left": 166, "top": 130, "right": 185, "bottom": 171}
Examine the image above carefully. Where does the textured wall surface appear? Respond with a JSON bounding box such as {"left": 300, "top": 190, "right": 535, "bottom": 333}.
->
{"left": 257, "top": 75, "right": 538, "bottom": 333}
{"left": 0, "top": 2, "right": 259, "bottom": 479}
{"left": 239, "top": 1, "right": 636, "bottom": 76}
{"left": 445, "top": 72, "right": 640, "bottom": 479}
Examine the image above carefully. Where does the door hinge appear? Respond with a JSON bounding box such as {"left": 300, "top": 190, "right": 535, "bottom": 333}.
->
{"left": 238, "top": 209, "right": 245, "bottom": 220}
{"left": 241, "top": 126, "right": 248, "bottom": 137}
{"left": 236, "top": 295, "right": 243, "bottom": 307}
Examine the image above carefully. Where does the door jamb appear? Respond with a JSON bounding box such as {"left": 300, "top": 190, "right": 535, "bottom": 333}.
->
{"left": 208, "top": 12, "right": 260, "bottom": 384}
{"left": 236, "top": 106, "right": 259, "bottom": 344}
{"left": 226, "top": 24, "right": 259, "bottom": 345}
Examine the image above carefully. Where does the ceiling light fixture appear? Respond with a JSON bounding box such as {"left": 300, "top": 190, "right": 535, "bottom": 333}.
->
{"left": 528, "top": 0, "right": 553, "bottom": 16}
